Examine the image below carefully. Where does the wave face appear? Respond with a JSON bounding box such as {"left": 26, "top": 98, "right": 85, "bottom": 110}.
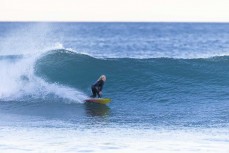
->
{"left": 0, "top": 23, "right": 228, "bottom": 133}
{"left": 36, "top": 49, "right": 229, "bottom": 100}
{"left": 32, "top": 49, "right": 229, "bottom": 127}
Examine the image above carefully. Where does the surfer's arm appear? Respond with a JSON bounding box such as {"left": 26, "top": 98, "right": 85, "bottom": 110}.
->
{"left": 99, "top": 80, "right": 104, "bottom": 91}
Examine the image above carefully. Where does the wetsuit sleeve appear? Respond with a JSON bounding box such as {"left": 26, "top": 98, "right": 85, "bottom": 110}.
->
{"left": 99, "top": 80, "right": 104, "bottom": 91}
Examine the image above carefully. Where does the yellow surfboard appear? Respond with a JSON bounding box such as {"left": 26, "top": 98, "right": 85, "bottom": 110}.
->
{"left": 85, "top": 98, "right": 111, "bottom": 105}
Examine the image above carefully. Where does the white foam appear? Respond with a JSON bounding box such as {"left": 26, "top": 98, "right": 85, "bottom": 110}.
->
{"left": 0, "top": 54, "right": 87, "bottom": 103}
{"left": 0, "top": 126, "right": 228, "bottom": 153}
{"left": 0, "top": 23, "right": 87, "bottom": 103}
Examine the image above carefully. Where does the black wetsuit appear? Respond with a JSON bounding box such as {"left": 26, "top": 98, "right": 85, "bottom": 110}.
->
{"left": 91, "top": 80, "right": 104, "bottom": 98}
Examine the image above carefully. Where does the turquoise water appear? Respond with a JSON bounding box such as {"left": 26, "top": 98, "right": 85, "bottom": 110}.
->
{"left": 0, "top": 22, "right": 229, "bottom": 152}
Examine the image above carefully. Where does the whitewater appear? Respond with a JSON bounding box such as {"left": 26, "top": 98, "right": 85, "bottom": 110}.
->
{"left": 0, "top": 22, "right": 228, "bottom": 153}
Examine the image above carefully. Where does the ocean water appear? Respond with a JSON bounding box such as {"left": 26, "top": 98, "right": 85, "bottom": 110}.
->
{"left": 0, "top": 22, "right": 229, "bottom": 153}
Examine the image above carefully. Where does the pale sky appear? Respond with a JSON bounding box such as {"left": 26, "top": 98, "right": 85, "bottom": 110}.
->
{"left": 1, "top": 0, "right": 229, "bottom": 22}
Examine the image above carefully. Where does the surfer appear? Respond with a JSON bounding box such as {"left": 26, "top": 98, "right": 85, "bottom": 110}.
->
{"left": 90, "top": 75, "right": 106, "bottom": 98}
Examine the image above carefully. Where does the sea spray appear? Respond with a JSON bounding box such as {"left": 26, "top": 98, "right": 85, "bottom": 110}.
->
{"left": 0, "top": 23, "right": 87, "bottom": 102}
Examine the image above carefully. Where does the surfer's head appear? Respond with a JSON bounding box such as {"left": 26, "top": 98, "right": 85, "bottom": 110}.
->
{"left": 99, "top": 75, "right": 106, "bottom": 82}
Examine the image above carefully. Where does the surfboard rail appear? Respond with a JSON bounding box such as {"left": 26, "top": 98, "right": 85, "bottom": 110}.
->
{"left": 85, "top": 98, "right": 111, "bottom": 104}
